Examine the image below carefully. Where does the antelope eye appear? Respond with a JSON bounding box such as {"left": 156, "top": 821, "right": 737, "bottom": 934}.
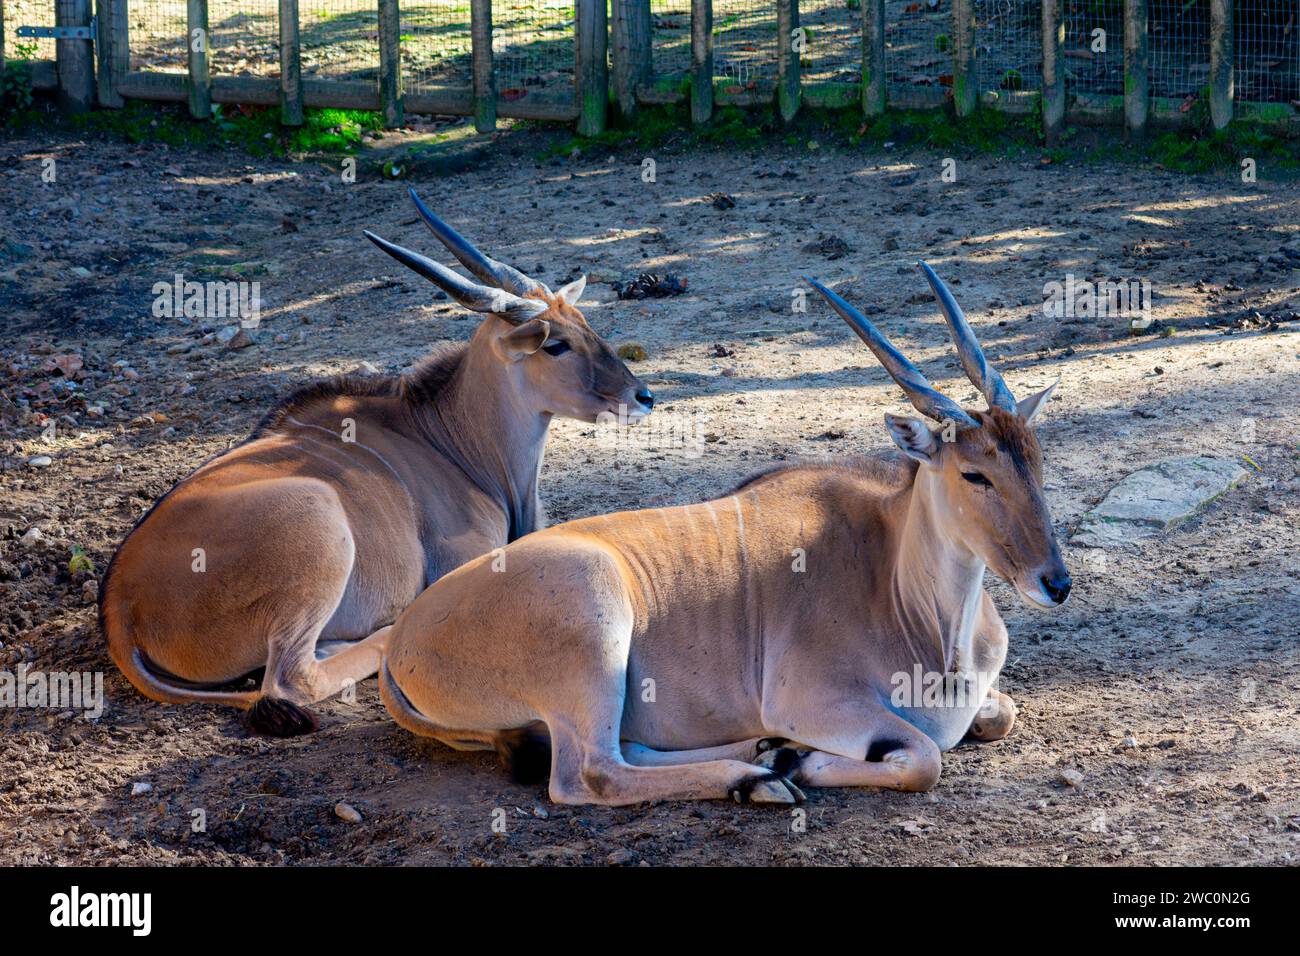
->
{"left": 961, "top": 471, "right": 992, "bottom": 488}
{"left": 541, "top": 339, "right": 571, "bottom": 357}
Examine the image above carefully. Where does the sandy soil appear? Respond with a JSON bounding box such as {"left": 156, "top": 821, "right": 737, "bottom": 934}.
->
{"left": 1, "top": 118, "right": 1298, "bottom": 866}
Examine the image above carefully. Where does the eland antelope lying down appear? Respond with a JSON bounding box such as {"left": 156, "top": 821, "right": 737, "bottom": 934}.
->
{"left": 101, "top": 188, "right": 652, "bottom": 736}
{"left": 380, "top": 263, "right": 1070, "bottom": 805}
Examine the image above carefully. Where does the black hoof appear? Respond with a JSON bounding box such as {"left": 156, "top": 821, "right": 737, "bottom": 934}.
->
{"left": 764, "top": 746, "right": 804, "bottom": 779}
{"left": 495, "top": 726, "right": 552, "bottom": 785}
{"left": 247, "top": 696, "right": 319, "bottom": 737}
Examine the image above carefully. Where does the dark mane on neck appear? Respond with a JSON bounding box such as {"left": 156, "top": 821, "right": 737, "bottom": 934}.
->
{"left": 728, "top": 451, "right": 917, "bottom": 496}
{"left": 400, "top": 343, "right": 469, "bottom": 407}
{"left": 251, "top": 343, "right": 468, "bottom": 436}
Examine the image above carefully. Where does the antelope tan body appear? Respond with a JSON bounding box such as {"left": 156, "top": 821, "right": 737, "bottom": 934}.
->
{"left": 381, "top": 264, "right": 1071, "bottom": 805}
{"left": 101, "top": 189, "right": 651, "bottom": 735}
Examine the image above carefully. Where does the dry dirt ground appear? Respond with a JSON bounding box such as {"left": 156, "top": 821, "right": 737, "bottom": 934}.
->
{"left": 1, "top": 118, "right": 1298, "bottom": 866}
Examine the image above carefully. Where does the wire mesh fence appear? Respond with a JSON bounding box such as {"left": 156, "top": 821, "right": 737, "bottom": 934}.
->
{"left": 651, "top": 0, "right": 693, "bottom": 78}
{"left": 403, "top": 0, "right": 474, "bottom": 90}
{"left": 800, "top": 0, "right": 861, "bottom": 87}
{"left": 7, "top": 0, "right": 1297, "bottom": 127}
{"left": 884, "top": 0, "right": 949, "bottom": 100}
{"left": 5, "top": 0, "right": 56, "bottom": 61}
{"left": 491, "top": 0, "right": 576, "bottom": 99}
{"left": 976, "top": 0, "right": 1041, "bottom": 96}
{"left": 1061, "top": 0, "right": 1122, "bottom": 96}
{"left": 299, "top": 0, "right": 379, "bottom": 82}
{"left": 713, "top": 0, "right": 776, "bottom": 88}
{"left": 208, "top": 0, "right": 279, "bottom": 78}
{"left": 127, "top": 0, "right": 189, "bottom": 75}
{"left": 1150, "top": 0, "right": 1209, "bottom": 98}
{"left": 1234, "top": 0, "right": 1299, "bottom": 104}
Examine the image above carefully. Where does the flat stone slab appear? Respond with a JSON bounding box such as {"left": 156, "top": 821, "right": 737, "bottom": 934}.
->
{"left": 1072, "top": 457, "right": 1249, "bottom": 548}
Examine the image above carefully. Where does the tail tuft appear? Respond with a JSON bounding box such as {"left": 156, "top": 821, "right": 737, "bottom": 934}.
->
{"left": 495, "top": 724, "right": 552, "bottom": 785}
{"left": 247, "top": 696, "right": 319, "bottom": 737}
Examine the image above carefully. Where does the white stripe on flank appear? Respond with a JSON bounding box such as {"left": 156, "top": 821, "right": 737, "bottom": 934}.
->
{"left": 285, "top": 415, "right": 414, "bottom": 500}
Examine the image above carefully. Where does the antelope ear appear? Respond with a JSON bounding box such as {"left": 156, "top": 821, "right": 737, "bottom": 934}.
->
{"left": 885, "top": 413, "right": 939, "bottom": 464}
{"left": 1016, "top": 379, "right": 1058, "bottom": 426}
{"left": 498, "top": 318, "right": 551, "bottom": 361}
{"left": 555, "top": 275, "right": 587, "bottom": 306}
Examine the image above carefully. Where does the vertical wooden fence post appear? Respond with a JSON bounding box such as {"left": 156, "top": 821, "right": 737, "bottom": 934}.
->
{"left": 862, "top": 0, "right": 884, "bottom": 117}
{"left": 95, "top": 0, "right": 125, "bottom": 107}
{"left": 471, "top": 0, "right": 495, "bottom": 132}
{"left": 55, "top": 0, "right": 96, "bottom": 112}
{"left": 1041, "top": 0, "right": 1064, "bottom": 144}
{"left": 952, "top": 0, "right": 975, "bottom": 117}
{"left": 576, "top": 0, "right": 608, "bottom": 136}
{"left": 378, "top": 0, "right": 403, "bottom": 127}
{"left": 279, "top": 0, "right": 303, "bottom": 125}
{"left": 186, "top": 0, "right": 211, "bottom": 119}
{"left": 690, "top": 0, "right": 712, "bottom": 124}
{"left": 776, "top": 0, "right": 799, "bottom": 122}
{"left": 1123, "top": 0, "right": 1148, "bottom": 142}
{"left": 611, "top": 0, "right": 651, "bottom": 119}
{"left": 1209, "top": 0, "right": 1232, "bottom": 129}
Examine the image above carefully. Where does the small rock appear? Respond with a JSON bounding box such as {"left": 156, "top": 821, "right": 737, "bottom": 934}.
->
{"left": 1057, "top": 768, "right": 1084, "bottom": 787}
{"left": 215, "top": 325, "right": 254, "bottom": 348}
{"left": 1072, "top": 457, "right": 1249, "bottom": 547}
{"left": 531, "top": 806, "right": 549, "bottom": 819}
{"left": 616, "top": 273, "right": 687, "bottom": 300}
{"left": 802, "top": 234, "right": 853, "bottom": 260}
{"left": 618, "top": 343, "right": 648, "bottom": 362}
{"left": 20, "top": 527, "right": 44, "bottom": 548}
{"left": 130, "top": 782, "right": 153, "bottom": 797}
{"left": 334, "top": 801, "right": 363, "bottom": 824}
{"left": 1122, "top": 735, "right": 1138, "bottom": 748}
{"left": 26, "top": 455, "right": 52, "bottom": 468}
{"left": 606, "top": 848, "right": 638, "bottom": 866}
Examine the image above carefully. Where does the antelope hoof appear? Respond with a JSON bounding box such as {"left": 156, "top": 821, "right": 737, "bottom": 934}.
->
{"left": 731, "top": 771, "right": 804, "bottom": 805}
{"left": 247, "top": 696, "right": 319, "bottom": 737}
{"left": 756, "top": 736, "right": 789, "bottom": 754}
{"left": 968, "top": 692, "right": 1017, "bottom": 742}
{"left": 754, "top": 745, "right": 809, "bottom": 783}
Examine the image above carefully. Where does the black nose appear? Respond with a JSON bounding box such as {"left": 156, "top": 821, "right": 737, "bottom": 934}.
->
{"left": 634, "top": 388, "right": 655, "bottom": 409}
{"left": 1040, "top": 572, "right": 1072, "bottom": 605}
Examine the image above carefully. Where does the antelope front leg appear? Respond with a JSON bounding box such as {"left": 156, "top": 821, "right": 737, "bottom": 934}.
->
{"left": 755, "top": 712, "right": 942, "bottom": 793}
{"left": 967, "top": 688, "right": 1017, "bottom": 742}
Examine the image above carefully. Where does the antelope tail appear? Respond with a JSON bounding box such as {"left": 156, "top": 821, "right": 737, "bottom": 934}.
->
{"left": 379, "top": 656, "right": 446, "bottom": 739}
{"left": 101, "top": 594, "right": 259, "bottom": 709}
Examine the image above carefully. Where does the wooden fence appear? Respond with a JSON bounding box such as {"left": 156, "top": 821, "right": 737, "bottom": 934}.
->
{"left": 4, "top": 0, "right": 1298, "bottom": 142}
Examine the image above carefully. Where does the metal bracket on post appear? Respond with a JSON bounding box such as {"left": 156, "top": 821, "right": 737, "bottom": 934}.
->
{"left": 19, "top": 19, "right": 97, "bottom": 41}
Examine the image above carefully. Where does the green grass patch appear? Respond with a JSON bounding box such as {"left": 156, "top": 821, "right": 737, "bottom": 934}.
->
{"left": 1146, "top": 122, "right": 1300, "bottom": 175}
{"left": 543, "top": 98, "right": 1044, "bottom": 160}
{"left": 3, "top": 100, "right": 383, "bottom": 157}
